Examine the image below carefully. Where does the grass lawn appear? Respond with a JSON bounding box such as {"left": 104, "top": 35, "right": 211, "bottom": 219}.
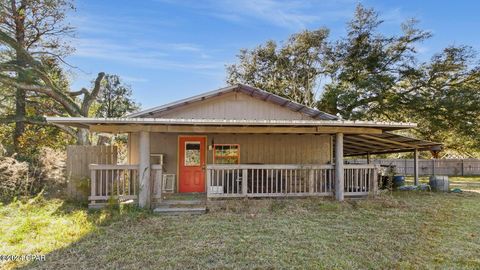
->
{"left": 1, "top": 177, "right": 479, "bottom": 269}
{"left": 406, "top": 176, "right": 480, "bottom": 193}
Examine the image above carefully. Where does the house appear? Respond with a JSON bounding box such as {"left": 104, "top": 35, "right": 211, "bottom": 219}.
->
{"left": 47, "top": 84, "right": 442, "bottom": 209}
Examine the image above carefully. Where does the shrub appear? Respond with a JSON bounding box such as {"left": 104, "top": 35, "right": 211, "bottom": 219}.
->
{"left": 31, "top": 147, "right": 66, "bottom": 185}
{"left": 0, "top": 147, "right": 66, "bottom": 201}
{"left": 0, "top": 156, "right": 30, "bottom": 200}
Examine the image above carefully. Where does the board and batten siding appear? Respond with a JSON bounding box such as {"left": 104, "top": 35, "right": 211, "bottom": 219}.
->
{"left": 127, "top": 132, "right": 140, "bottom": 164}
{"left": 127, "top": 133, "right": 333, "bottom": 176}
{"left": 149, "top": 92, "right": 314, "bottom": 120}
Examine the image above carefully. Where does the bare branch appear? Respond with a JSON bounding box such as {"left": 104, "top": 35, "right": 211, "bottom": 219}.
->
{"left": 30, "top": 51, "right": 79, "bottom": 69}
{"left": 68, "top": 88, "right": 89, "bottom": 97}
{"left": 81, "top": 72, "right": 105, "bottom": 116}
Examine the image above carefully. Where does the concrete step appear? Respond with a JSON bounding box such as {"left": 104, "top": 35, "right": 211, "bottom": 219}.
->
{"left": 160, "top": 193, "right": 206, "bottom": 201}
{"left": 155, "top": 200, "right": 206, "bottom": 208}
{"left": 153, "top": 207, "right": 207, "bottom": 215}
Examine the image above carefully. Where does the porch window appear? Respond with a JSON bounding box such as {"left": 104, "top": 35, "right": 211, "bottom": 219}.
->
{"left": 213, "top": 144, "right": 240, "bottom": 164}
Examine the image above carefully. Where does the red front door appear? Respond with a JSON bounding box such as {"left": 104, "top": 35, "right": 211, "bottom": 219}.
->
{"left": 179, "top": 136, "right": 206, "bottom": 193}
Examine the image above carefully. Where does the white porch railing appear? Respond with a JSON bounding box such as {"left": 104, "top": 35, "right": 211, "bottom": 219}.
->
{"left": 88, "top": 163, "right": 379, "bottom": 205}
{"left": 206, "top": 164, "right": 379, "bottom": 198}
{"left": 89, "top": 164, "right": 139, "bottom": 205}
{"left": 343, "top": 164, "right": 379, "bottom": 196}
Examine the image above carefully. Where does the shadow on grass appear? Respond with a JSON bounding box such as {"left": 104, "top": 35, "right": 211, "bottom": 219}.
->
{"left": 1, "top": 195, "right": 149, "bottom": 270}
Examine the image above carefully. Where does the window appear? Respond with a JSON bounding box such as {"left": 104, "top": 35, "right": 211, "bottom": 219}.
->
{"left": 213, "top": 144, "right": 240, "bottom": 164}
{"left": 184, "top": 142, "right": 201, "bottom": 166}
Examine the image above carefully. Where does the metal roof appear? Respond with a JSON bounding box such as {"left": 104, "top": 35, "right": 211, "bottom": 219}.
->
{"left": 342, "top": 133, "right": 443, "bottom": 156}
{"left": 46, "top": 118, "right": 442, "bottom": 155}
{"left": 45, "top": 117, "right": 417, "bottom": 130}
{"left": 127, "top": 84, "right": 338, "bottom": 120}
{"left": 46, "top": 84, "right": 443, "bottom": 155}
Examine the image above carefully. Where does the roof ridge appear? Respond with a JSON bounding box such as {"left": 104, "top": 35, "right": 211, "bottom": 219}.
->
{"left": 235, "top": 83, "right": 338, "bottom": 119}
{"left": 127, "top": 84, "right": 338, "bottom": 120}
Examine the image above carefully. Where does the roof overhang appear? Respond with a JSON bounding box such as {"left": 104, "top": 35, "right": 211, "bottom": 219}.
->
{"left": 46, "top": 117, "right": 416, "bottom": 131}
{"left": 342, "top": 133, "right": 443, "bottom": 156}
{"left": 46, "top": 117, "right": 442, "bottom": 155}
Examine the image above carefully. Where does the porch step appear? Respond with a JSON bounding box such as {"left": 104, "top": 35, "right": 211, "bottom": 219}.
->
{"left": 160, "top": 193, "right": 206, "bottom": 201}
{"left": 155, "top": 200, "right": 205, "bottom": 207}
{"left": 153, "top": 207, "right": 206, "bottom": 215}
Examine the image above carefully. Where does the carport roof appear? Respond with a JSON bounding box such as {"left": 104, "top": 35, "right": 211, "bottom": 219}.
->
{"left": 342, "top": 133, "right": 442, "bottom": 156}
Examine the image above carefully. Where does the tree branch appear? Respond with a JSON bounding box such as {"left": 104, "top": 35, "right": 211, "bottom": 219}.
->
{"left": 81, "top": 72, "right": 105, "bottom": 116}
{"left": 0, "top": 73, "right": 81, "bottom": 116}
{"left": 0, "top": 115, "right": 77, "bottom": 137}
{"left": 68, "top": 88, "right": 89, "bottom": 97}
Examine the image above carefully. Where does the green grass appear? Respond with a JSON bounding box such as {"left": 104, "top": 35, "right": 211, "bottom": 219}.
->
{"left": 405, "top": 176, "right": 480, "bottom": 191}
{"left": 1, "top": 177, "right": 480, "bottom": 269}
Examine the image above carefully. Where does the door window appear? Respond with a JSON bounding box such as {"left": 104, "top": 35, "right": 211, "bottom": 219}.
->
{"left": 184, "top": 142, "right": 201, "bottom": 166}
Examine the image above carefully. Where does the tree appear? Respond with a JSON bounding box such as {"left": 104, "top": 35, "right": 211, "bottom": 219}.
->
{"left": 95, "top": 74, "right": 140, "bottom": 118}
{"left": 400, "top": 46, "right": 480, "bottom": 156}
{"left": 319, "top": 4, "right": 431, "bottom": 120}
{"left": 0, "top": 29, "right": 105, "bottom": 146}
{"left": 319, "top": 5, "right": 480, "bottom": 156}
{"left": 94, "top": 74, "right": 140, "bottom": 145}
{"left": 0, "top": 0, "right": 74, "bottom": 153}
{"left": 226, "top": 4, "right": 480, "bottom": 156}
{"left": 227, "top": 29, "right": 330, "bottom": 107}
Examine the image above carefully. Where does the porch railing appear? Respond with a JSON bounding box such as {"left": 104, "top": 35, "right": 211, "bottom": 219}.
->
{"left": 343, "top": 164, "right": 379, "bottom": 196}
{"left": 89, "top": 164, "right": 139, "bottom": 205}
{"left": 206, "top": 164, "right": 379, "bottom": 198}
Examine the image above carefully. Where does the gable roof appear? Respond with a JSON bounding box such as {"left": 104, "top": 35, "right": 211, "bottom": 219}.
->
{"left": 127, "top": 84, "right": 338, "bottom": 120}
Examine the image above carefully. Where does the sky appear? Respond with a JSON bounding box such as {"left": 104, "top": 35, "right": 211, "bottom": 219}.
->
{"left": 66, "top": 0, "right": 480, "bottom": 110}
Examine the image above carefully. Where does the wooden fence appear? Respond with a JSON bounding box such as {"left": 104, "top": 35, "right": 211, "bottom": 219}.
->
{"left": 66, "top": 145, "right": 117, "bottom": 200}
{"left": 349, "top": 158, "right": 480, "bottom": 176}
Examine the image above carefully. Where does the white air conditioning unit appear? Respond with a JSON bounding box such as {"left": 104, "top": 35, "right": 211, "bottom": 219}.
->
{"left": 162, "top": 174, "right": 175, "bottom": 193}
{"left": 150, "top": 153, "right": 164, "bottom": 165}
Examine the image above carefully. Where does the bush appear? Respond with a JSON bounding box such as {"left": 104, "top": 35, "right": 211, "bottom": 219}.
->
{"left": 0, "top": 147, "right": 66, "bottom": 201}
{"left": 31, "top": 147, "right": 66, "bottom": 186}
{"left": 0, "top": 156, "right": 30, "bottom": 200}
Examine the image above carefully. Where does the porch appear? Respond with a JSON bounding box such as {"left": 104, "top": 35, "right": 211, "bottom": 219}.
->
{"left": 49, "top": 118, "right": 441, "bottom": 209}
{"left": 87, "top": 162, "right": 380, "bottom": 208}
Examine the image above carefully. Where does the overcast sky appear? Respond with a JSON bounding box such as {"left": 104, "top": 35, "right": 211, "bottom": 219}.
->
{"left": 66, "top": 0, "right": 480, "bottom": 110}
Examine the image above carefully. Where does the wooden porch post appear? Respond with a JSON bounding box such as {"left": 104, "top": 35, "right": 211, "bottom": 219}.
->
{"left": 335, "top": 133, "right": 344, "bottom": 201}
{"left": 413, "top": 148, "right": 419, "bottom": 186}
{"left": 138, "top": 131, "right": 151, "bottom": 208}
{"left": 366, "top": 152, "right": 371, "bottom": 164}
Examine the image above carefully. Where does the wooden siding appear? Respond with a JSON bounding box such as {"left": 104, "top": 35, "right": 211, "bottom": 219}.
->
{"left": 147, "top": 133, "right": 332, "bottom": 176}
{"left": 150, "top": 92, "right": 314, "bottom": 120}
{"left": 127, "top": 132, "right": 140, "bottom": 164}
